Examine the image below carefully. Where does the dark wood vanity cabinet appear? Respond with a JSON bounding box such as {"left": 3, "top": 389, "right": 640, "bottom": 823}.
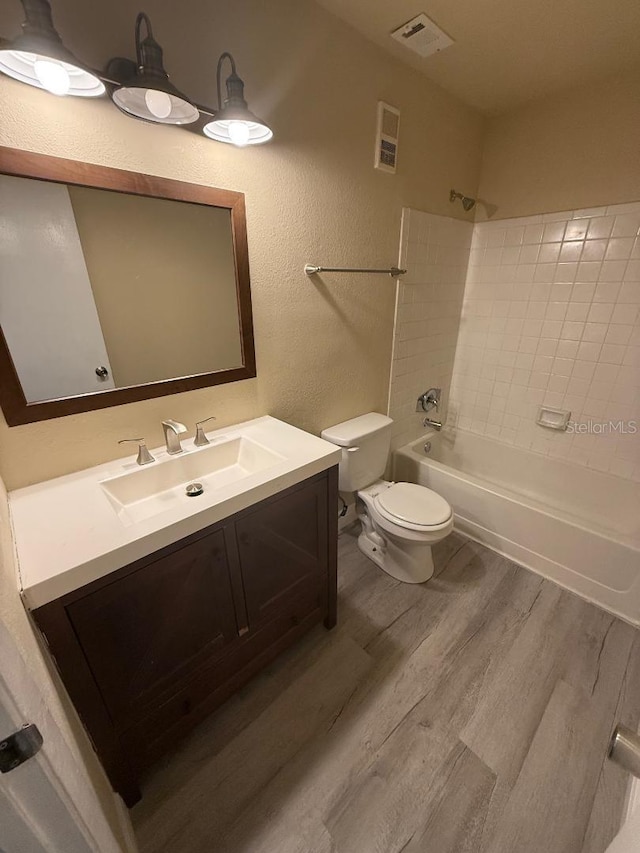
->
{"left": 32, "top": 468, "right": 338, "bottom": 807}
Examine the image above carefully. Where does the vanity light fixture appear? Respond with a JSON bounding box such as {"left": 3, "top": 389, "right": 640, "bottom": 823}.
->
{"left": 109, "top": 12, "right": 199, "bottom": 125}
{"left": 0, "top": 0, "right": 104, "bottom": 97}
{"left": 203, "top": 52, "right": 273, "bottom": 146}
{"left": 0, "top": 3, "right": 274, "bottom": 144}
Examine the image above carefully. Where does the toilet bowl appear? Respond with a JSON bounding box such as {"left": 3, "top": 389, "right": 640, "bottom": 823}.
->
{"left": 357, "top": 480, "right": 453, "bottom": 583}
{"left": 321, "top": 413, "right": 454, "bottom": 583}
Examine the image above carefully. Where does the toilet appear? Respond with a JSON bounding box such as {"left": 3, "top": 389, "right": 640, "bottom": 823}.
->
{"left": 321, "top": 412, "right": 453, "bottom": 583}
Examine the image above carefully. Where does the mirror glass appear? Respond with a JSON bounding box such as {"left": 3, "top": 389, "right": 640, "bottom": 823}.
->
{"left": 0, "top": 174, "right": 244, "bottom": 404}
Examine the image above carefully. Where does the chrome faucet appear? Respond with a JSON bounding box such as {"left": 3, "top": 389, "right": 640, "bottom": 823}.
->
{"left": 417, "top": 389, "right": 443, "bottom": 430}
{"left": 162, "top": 419, "right": 187, "bottom": 454}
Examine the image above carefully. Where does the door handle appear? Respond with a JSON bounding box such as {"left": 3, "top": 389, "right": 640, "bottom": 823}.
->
{"left": 95, "top": 366, "right": 109, "bottom": 379}
{"left": 0, "top": 723, "right": 43, "bottom": 773}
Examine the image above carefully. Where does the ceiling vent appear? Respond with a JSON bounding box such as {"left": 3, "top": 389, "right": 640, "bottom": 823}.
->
{"left": 390, "top": 13, "right": 454, "bottom": 58}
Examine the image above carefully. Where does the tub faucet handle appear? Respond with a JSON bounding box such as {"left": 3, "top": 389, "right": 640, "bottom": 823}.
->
{"left": 417, "top": 388, "right": 441, "bottom": 413}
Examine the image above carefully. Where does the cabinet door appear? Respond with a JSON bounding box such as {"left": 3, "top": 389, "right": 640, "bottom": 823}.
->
{"left": 235, "top": 477, "right": 328, "bottom": 627}
{"left": 65, "top": 528, "right": 238, "bottom": 725}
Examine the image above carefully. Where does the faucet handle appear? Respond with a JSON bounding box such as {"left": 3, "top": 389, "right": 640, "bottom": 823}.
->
{"left": 118, "top": 438, "right": 155, "bottom": 466}
{"left": 416, "top": 388, "right": 441, "bottom": 413}
{"left": 194, "top": 416, "right": 217, "bottom": 447}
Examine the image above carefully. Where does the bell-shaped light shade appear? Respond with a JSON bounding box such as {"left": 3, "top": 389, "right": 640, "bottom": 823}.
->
{"left": 112, "top": 84, "right": 199, "bottom": 124}
{"left": 111, "top": 13, "right": 198, "bottom": 125}
{"left": 0, "top": 0, "right": 104, "bottom": 97}
{"left": 203, "top": 113, "right": 273, "bottom": 146}
{"left": 203, "top": 53, "right": 273, "bottom": 146}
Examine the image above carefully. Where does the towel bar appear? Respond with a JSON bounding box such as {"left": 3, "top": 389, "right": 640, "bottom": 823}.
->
{"left": 304, "top": 264, "right": 406, "bottom": 278}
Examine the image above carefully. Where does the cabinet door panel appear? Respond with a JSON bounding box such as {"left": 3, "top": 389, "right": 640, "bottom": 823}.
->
{"left": 236, "top": 478, "right": 328, "bottom": 626}
{"left": 120, "top": 584, "right": 324, "bottom": 772}
{"left": 66, "top": 529, "right": 237, "bottom": 723}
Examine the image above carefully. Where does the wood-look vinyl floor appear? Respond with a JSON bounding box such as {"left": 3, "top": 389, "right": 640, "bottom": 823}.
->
{"left": 132, "top": 529, "right": 640, "bottom": 853}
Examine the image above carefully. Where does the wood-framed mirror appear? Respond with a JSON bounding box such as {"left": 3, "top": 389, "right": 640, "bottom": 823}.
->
{"left": 0, "top": 146, "right": 256, "bottom": 426}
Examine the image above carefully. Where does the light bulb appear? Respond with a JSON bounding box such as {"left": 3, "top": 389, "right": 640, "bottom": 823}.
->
{"left": 228, "top": 121, "right": 250, "bottom": 146}
{"left": 34, "top": 58, "right": 70, "bottom": 96}
{"left": 144, "top": 89, "right": 172, "bottom": 119}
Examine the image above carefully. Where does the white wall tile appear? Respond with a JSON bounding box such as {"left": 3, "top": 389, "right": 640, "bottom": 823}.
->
{"left": 587, "top": 217, "right": 615, "bottom": 239}
{"left": 448, "top": 201, "right": 640, "bottom": 481}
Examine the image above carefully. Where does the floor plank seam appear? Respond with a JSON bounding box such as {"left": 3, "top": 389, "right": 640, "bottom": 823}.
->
{"left": 591, "top": 618, "right": 616, "bottom": 697}
{"left": 578, "top": 760, "right": 608, "bottom": 853}
{"left": 522, "top": 584, "right": 544, "bottom": 617}
{"left": 327, "top": 684, "right": 360, "bottom": 732}
{"left": 449, "top": 616, "right": 489, "bottom": 664}
{"left": 362, "top": 602, "right": 419, "bottom": 651}
{"left": 477, "top": 772, "right": 500, "bottom": 852}
{"left": 478, "top": 774, "right": 503, "bottom": 853}
{"left": 377, "top": 693, "right": 429, "bottom": 752}
{"left": 435, "top": 538, "right": 468, "bottom": 574}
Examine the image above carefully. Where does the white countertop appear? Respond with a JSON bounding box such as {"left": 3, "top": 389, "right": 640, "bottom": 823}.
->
{"left": 10, "top": 416, "right": 341, "bottom": 610}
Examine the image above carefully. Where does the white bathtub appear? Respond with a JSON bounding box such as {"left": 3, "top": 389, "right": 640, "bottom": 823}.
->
{"left": 394, "top": 429, "right": 640, "bottom": 626}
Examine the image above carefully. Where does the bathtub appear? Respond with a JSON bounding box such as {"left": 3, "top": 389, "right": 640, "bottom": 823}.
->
{"left": 394, "top": 429, "right": 640, "bottom": 626}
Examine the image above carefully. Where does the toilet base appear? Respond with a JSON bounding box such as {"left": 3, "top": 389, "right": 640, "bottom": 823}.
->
{"left": 357, "top": 527, "right": 435, "bottom": 584}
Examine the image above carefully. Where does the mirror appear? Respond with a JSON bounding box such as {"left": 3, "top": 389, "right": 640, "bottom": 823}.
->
{"left": 0, "top": 147, "right": 255, "bottom": 426}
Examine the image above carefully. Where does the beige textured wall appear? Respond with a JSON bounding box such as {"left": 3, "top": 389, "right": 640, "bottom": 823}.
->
{"left": 0, "top": 0, "right": 484, "bottom": 490}
{"left": 69, "top": 187, "right": 242, "bottom": 387}
{"left": 0, "top": 476, "right": 128, "bottom": 850}
{"left": 477, "top": 68, "right": 640, "bottom": 221}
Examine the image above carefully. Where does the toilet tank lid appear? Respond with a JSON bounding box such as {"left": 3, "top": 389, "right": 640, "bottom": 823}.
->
{"left": 321, "top": 412, "right": 393, "bottom": 447}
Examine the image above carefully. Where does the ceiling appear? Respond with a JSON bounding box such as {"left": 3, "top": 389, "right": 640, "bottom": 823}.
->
{"left": 315, "top": 0, "right": 640, "bottom": 115}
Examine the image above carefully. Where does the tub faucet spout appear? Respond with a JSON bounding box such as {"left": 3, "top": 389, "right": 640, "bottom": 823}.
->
{"left": 423, "top": 417, "right": 442, "bottom": 431}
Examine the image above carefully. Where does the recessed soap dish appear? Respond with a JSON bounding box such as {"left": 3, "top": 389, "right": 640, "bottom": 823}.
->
{"left": 536, "top": 407, "right": 571, "bottom": 431}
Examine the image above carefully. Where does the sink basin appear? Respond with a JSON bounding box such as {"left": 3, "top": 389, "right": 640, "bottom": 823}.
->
{"left": 101, "top": 436, "right": 284, "bottom": 525}
{"left": 11, "top": 415, "right": 342, "bottom": 610}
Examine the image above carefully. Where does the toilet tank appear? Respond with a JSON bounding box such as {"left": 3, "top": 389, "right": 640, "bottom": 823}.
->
{"left": 321, "top": 413, "right": 393, "bottom": 492}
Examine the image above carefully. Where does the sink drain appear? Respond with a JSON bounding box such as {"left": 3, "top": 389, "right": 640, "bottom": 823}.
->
{"left": 186, "top": 483, "right": 204, "bottom": 497}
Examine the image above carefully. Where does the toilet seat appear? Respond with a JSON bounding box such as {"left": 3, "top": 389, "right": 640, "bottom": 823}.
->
{"left": 374, "top": 482, "right": 452, "bottom": 532}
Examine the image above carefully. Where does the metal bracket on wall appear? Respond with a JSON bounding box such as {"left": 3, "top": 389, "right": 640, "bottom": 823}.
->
{"left": 304, "top": 264, "right": 406, "bottom": 278}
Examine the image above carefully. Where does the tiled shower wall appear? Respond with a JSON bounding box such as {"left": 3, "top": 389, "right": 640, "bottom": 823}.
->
{"left": 388, "top": 209, "right": 473, "bottom": 449}
{"left": 448, "top": 202, "right": 640, "bottom": 480}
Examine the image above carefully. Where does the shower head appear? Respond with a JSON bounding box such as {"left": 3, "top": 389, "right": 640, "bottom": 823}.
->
{"left": 450, "top": 189, "right": 476, "bottom": 212}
